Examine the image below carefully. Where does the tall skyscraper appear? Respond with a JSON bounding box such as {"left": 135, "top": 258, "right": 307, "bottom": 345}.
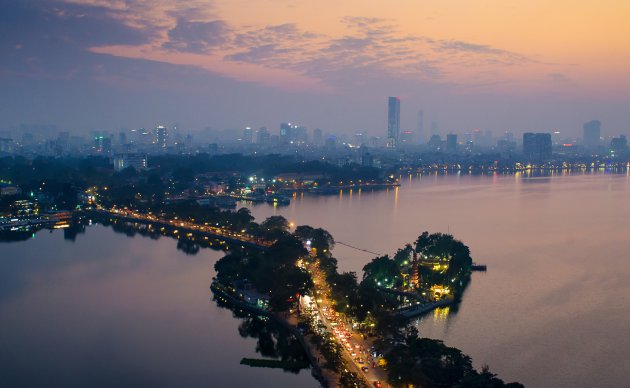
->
{"left": 583, "top": 120, "right": 601, "bottom": 149}
{"left": 242, "top": 126, "right": 253, "bottom": 143}
{"left": 312, "top": 128, "right": 323, "bottom": 146}
{"left": 154, "top": 125, "right": 168, "bottom": 149}
{"left": 417, "top": 110, "right": 424, "bottom": 143}
{"left": 256, "top": 127, "right": 270, "bottom": 144}
{"left": 387, "top": 97, "right": 400, "bottom": 148}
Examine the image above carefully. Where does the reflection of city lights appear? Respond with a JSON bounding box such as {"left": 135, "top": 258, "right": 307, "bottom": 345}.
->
{"left": 433, "top": 306, "right": 450, "bottom": 321}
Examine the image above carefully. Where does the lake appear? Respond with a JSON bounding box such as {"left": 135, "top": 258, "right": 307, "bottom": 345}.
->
{"left": 0, "top": 224, "right": 317, "bottom": 388}
{"left": 249, "top": 171, "right": 630, "bottom": 388}
{"left": 2, "top": 171, "right": 630, "bottom": 387}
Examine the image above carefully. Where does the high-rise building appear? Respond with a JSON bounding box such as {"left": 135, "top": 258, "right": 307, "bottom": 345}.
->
{"left": 583, "top": 120, "right": 601, "bottom": 148}
{"left": 280, "top": 122, "right": 307, "bottom": 144}
{"left": 354, "top": 132, "right": 366, "bottom": 146}
{"left": 242, "top": 126, "right": 253, "bottom": 143}
{"left": 93, "top": 134, "right": 112, "bottom": 154}
{"left": 312, "top": 128, "right": 323, "bottom": 146}
{"left": 610, "top": 135, "right": 627, "bottom": 153}
{"left": 387, "top": 97, "right": 400, "bottom": 147}
{"left": 417, "top": 110, "right": 424, "bottom": 143}
{"left": 118, "top": 131, "right": 127, "bottom": 145}
{"left": 400, "top": 130, "right": 414, "bottom": 144}
{"left": 446, "top": 134, "right": 458, "bottom": 152}
{"left": 256, "top": 127, "right": 270, "bottom": 144}
{"left": 154, "top": 125, "right": 168, "bottom": 149}
{"left": 523, "top": 132, "right": 552, "bottom": 161}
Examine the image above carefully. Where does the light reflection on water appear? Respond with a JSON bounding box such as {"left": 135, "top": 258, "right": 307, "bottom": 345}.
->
{"left": 249, "top": 172, "right": 630, "bottom": 388}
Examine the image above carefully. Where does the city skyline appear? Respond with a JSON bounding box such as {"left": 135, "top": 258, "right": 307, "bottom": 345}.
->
{"left": 0, "top": 1, "right": 629, "bottom": 136}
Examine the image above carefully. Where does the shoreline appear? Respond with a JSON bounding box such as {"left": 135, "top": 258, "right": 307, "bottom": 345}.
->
{"left": 210, "top": 280, "right": 332, "bottom": 388}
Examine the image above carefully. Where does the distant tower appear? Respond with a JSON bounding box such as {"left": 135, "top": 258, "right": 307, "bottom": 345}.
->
{"left": 313, "top": 128, "right": 323, "bottom": 146}
{"left": 387, "top": 97, "right": 400, "bottom": 148}
{"left": 583, "top": 120, "right": 601, "bottom": 149}
{"left": 154, "top": 125, "right": 168, "bottom": 149}
{"left": 242, "top": 126, "right": 253, "bottom": 143}
{"left": 417, "top": 110, "right": 424, "bottom": 143}
{"left": 410, "top": 245, "right": 419, "bottom": 290}
{"left": 256, "top": 127, "right": 269, "bottom": 144}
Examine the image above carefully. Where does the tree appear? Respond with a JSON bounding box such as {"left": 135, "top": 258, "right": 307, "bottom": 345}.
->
{"left": 311, "top": 228, "right": 335, "bottom": 257}
{"left": 362, "top": 255, "right": 402, "bottom": 288}
{"left": 261, "top": 215, "right": 290, "bottom": 240}
{"left": 294, "top": 225, "right": 315, "bottom": 242}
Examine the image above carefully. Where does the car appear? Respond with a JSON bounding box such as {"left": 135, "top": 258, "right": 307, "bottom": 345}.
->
{"left": 373, "top": 382, "right": 382, "bottom": 388}
{"left": 357, "top": 358, "right": 364, "bottom": 364}
{"left": 361, "top": 366, "right": 369, "bottom": 373}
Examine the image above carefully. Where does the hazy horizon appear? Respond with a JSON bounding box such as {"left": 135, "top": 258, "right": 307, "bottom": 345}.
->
{"left": 1, "top": 1, "right": 629, "bottom": 137}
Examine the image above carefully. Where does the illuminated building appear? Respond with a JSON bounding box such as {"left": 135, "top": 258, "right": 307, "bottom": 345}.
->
{"left": 113, "top": 153, "right": 148, "bottom": 171}
{"left": 410, "top": 246, "right": 419, "bottom": 290}
{"left": 154, "top": 125, "right": 168, "bottom": 149}
{"left": 242, "top": 126, "right": 253, "bottom": 143}
{"left": 387, "top": 97, "right": 400, "bottom": 148}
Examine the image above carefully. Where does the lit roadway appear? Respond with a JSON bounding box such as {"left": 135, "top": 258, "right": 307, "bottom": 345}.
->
{"left": 304, "top": 259, "right": 390, "bottom": 387}
{"left": 88, "top": 207, "right": 272, "bottom": 248}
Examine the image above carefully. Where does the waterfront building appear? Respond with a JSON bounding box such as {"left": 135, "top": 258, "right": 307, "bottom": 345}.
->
{"left": 446, "top": 134, "right": 458, "bottom": 153}
{"left": 387, "top": 97, "right": 400, "bottom": 148}
{"left": 583, "top": 120, "right": 601, "bottom": 149}
{"left": 610, "top": 135, "right": 627, "bottom": 153}
{"left": 523, "top": 132, "right": 552, "bottom": 161}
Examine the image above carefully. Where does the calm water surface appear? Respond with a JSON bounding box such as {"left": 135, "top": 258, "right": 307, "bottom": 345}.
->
{"left": 3, "top": 172, "right": 630, "bottom": 388}
{"left": 0, "top": 224, "right": 317, "bottom": 388}
{"left": 249, "top": 172, "right": 630, "bottom": 388}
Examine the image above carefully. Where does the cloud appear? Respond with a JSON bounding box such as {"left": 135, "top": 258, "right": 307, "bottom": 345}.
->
{"left": 3, "top": 1, "right": 539, "bottom": 94}
{"left": 163, "top": 19, "right": 231, "bottom": 53}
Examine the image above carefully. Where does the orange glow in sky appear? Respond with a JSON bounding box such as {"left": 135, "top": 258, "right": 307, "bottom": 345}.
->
{"left": 76, "top": 0, "right": 630, "bottom": 97}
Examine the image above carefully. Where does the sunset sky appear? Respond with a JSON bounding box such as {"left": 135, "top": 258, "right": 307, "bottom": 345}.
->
{"left": 1, "top": 0, "right": 629, "bottom": 137}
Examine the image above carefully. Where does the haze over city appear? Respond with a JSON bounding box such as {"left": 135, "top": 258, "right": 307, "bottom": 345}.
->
{"left": 3, "top": 2, "right": 630, "bottom": 388}
{"left": 1, "top": 0, "right": 629, "bottom": 136}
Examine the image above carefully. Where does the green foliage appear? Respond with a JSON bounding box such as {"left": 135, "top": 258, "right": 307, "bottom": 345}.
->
{"left": 393, "top": 244, "right": 413, "bottom": 266}
{"left": 362, "top": 255, "right": 402, "bottom": 288}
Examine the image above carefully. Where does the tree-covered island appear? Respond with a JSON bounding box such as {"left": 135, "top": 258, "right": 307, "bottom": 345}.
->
{"left": 210, "top": 215, "right": 523, "bottom": 388}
